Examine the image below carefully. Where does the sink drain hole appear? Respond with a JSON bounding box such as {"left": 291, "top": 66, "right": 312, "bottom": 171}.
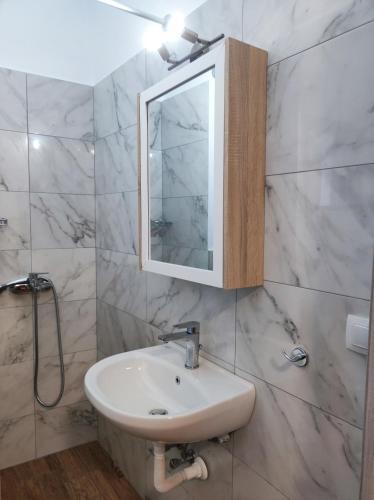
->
{"left": 149, "top": 408, "right": 168, "bottom": 416}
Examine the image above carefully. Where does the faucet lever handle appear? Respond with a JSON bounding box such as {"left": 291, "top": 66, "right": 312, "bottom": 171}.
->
{"left": 173, "top": 321, "right": 200, "bottom": 333}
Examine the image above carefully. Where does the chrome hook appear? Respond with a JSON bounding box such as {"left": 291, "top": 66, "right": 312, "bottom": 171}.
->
{"left": 282, "top": 346, "right": 309, "bottom": 367}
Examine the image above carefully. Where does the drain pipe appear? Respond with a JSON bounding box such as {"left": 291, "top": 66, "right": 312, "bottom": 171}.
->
{"left": 153, "top": 443, "right": 208, "bottom": 493}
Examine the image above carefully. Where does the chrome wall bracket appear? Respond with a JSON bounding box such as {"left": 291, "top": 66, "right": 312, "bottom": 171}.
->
{"left": 282, "top": 346, "right": 309, "bottom": 367}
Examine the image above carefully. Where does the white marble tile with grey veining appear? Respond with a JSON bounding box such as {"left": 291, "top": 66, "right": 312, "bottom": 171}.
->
{"left": 244, "top": 0, "right": 374, "bottom": 65}
{"left": 0, "top": 306, "right": 32, "bottom": 365}
{"left": 32, "top": 248, "right": 96, "bottom": 302}
{"left": 163, "top": 196, "right": 208, "bottom": 251}
{"left": 94, "top": 51, "right": 146, "bottom": 138}
{"left": 0, "top": 130, "right": 28, "bottom": 192}
{"left": 29, "top": 135, "right": 94, "bottom": 194}
{"left": 265, "top": 164, "right": 374, "bottom": 299}
{"left": 97, "top": 301, "right": 159, "bottom": 357}
{"left": 236, "top": 282, "right": 368, "bottom": 427}
{"left": 93, "top": 73, "right": 117, "bottom": 139}
{"left": 161, "top": 83, "right": 209, "bottom": 151}
{"left": 0, "top": 250, "right": 31, "bottom": 308}
{"left": 96, "top": 192, "right": 138, "bottom": 255}
{"left": 161, "top": 245, "right": 210, "bottom": 270}
{"left": 36, "top": 349, "right": 96, "bottom": 410}
{"left": 148, "top": 100, "right": 162, "bottom": 151}
{"left": 37, "top": 299, "right": 96, "bottom": 358}
{"left": 30, "top": 193, "right": 95, "bottom": 249}
{"left": 0, "top": 68, "right": 27, "bottom": 132}
{"left": 147, "top": 274, "right": 236, "bottom": 365}
{"left": 95, "top": 127, "right": 137, "bottom": 194}
{"left": 97, "top": 250, "right": 147, "bottom": 321}
{"left": 162, "top": 140, "right": 208, "bottom": 198}
{"left": 145, "top": 439, "right": 233, "bottom": 500}
{"left": 36, "top": 400, "right": 97, "bottom": 458}
{"left": 149, "top": 149, "right": 163, "bottom": 200}
{"left": 0, "top": 362, "right": 33, "bottom": 419}
{"left": 234, "top": 371, "right": 362, "bottom": 500}
{"left": 0, "top": 414, "right": 35, "bottom": 470}
{"left": 233, "top": 457, "right": 288, "bottom": 500}
{"left": 267, "top": 22, "right": 374, "bottom": 175}
{"left": 0, "top": 192, "right": 30, "bottom": 250}
{"left": 99, "top": 416, "right": 146, "bottom": 498}
{"left": 27, "top": 74, "right": 94, "bottom": 140}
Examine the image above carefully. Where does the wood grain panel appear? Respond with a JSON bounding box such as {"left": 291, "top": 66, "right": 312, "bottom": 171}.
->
{"left": 223, "top": 38, "right": 267, "bottom": 289}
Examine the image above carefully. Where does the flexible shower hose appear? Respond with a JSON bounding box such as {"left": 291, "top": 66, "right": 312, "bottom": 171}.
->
{"left": 32, "top": 279, "right": 65, "bottom": 408}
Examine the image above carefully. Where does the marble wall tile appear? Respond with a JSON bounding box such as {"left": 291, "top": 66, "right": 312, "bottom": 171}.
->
{"left": 233, "top": 457, "right": 288, "bottom": 500}
{"left": 30, "top": 193, "right": 95, "bottom": 249}
{"left": 162, "top": 140, "right": 209, "bottom": 198}
{"left": 95, "top": 127, "right": 137, "bottom": 194}
{"left": 145, "top": 440, "right": 233, "bottom": 500}
{"left": 0, "top": 68, "right": 27, "bottom": 132}
{"left": 96, "top": 192, "right": 138, "bottom": 255}
{"left": 0, "top": 192, "right": 30, "bottom": 250}
{"left": 161, "top": 245, "right": 209, "bottom": 270}
{"left": 147, "top": 274, "right": 236, "bottom": 365}
{"left": 0, "top": 307, "right": 33, "bottom": 365}
{"left": 0, "top": 362, "right": 33, "bottom": 419}
{"left": 244, "top": 0, "right": 374, "bottom": 65}
{"left": 265, "top": 164, "right": 374, "bottom": 299}
{"left": 37, "top": 299, "right": 96, "bottom": 358}
{"left": 0, "top": 414, "right": 35, "bottom": 470}
{"left": 29, "top": 135, "right": 94, "bottom": 194}
{"left": 267, "top": 22, "right": 374, "bottom": 175}
{"left": 36, "top": 349, "right": 96, "bottom": 409}
{"left": 97, "top": 301, "right": 159, "bottom": 356}
{"left": 0, "top": 130, "right": 28, "bottom": 192}
{"left": 0, "top": 250, "right": 31, "bottom": 309}
{"left": 97, "top": 250, "right": 146, "bottom": 321}
{"left": 163, "top": 196, "right": 208, "bottom": 251}
{"left": 236, "top": 282, "right": 368, "bottom": 427}
{"left": 98, "top": 416, "right": 146, "bottom": 498}
{"left": 94, "top": 51, "right": 146, "bottom": 138}
{"left": 149, "top": 150, "right": 163, "bottom": 199}
{"left": 161, "top": 84, "right": 209, "bottom": 151}
{"left": 36, "top": 400, "right": 97, "bottom": 458}
{"left": 32, "top": 248, "right": 96, "bottom": 302}
{"left": 27, "top": 75, "right": 94, "bottom": 140}
{"left": 234, "top": 371, "right": 362, "bottom": 500}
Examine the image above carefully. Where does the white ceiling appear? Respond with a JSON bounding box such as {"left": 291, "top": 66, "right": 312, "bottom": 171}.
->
{"left": 0, "top": 0, "right": 205, "bottom": 86}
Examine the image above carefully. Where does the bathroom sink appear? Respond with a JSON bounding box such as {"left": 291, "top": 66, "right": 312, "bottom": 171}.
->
{"left": 84, "top": 343, "right": 255, "bottom": 443}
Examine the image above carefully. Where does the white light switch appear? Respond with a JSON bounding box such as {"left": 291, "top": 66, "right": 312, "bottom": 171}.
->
{"left": 346, "top": 314, "right": 369, "bottom": 355}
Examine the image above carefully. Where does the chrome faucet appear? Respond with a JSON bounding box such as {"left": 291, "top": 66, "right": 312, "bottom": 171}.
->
{"left": 158, "top": 321, "right": 201, "bottom": 369}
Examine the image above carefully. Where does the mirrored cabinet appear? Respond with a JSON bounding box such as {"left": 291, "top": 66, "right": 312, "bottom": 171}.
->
{"left": 138, "top": 38, "right": 267, "bottom": 288}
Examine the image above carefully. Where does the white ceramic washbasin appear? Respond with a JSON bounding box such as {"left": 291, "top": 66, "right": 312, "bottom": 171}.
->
{"left": 85, "top": 343, "right": 255, "bottom": 443}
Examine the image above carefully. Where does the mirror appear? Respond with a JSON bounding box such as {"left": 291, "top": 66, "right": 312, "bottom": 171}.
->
{"left": 147, "top": 68, "right": 215, "bottom": 271}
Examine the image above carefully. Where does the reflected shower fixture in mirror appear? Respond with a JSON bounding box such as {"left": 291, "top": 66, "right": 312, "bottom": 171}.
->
{"left": 96, "top": 0, "right": 224, "bottom": 68}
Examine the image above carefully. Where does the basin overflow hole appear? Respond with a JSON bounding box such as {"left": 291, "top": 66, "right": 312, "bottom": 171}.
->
{"left": 175, "top": 376, "right": 181, "bottom": 385}
{"left": 149, "top": 408, "right": 168, "bottom": 416}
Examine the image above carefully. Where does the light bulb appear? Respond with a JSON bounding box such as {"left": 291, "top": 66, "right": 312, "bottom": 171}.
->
{"left": 143, "top": 25, "right": 165, "bottom": 51}
{"left": 165, "top": 12, "right": 185, "bottom": 41}
{"left": 32, "top": 139, "right": 41, "bottom": 150}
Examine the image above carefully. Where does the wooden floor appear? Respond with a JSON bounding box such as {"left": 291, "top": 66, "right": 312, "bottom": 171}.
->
{"left": 0, "top": 441, "right": 141, "bottom": 500}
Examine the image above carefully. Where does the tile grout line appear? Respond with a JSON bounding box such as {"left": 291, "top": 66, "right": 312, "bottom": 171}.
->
{"left": 267, "top": 17, "right": 374, "bottom": 69}
{"left": 235, "top": 366, "right": 364, "bottom": 431}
